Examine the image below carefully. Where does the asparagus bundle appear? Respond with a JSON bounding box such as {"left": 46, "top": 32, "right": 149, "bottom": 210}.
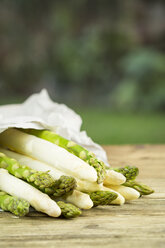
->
{"left": 23, "top": 129, "right": 108, "bottom": 183}
{"left": 0, "top": 191, "right": 30, "bottom": 216}
{"left": 0, "top": 128, "right": 154, "bottom": 219}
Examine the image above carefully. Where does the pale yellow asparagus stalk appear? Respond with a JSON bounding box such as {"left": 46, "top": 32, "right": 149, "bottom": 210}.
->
{"left": 104, "top": 169, "right": 126, "bottom": 186}
{"left": 106, "top": 185, "right": 140, "bottom": 200}
{"left": 62, "top": 190, "right": 93, "bottom": 209}
{"left": 76, "top": 179, "right": 103, "bottom": 192}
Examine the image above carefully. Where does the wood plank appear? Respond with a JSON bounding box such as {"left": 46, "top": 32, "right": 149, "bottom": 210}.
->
{"left": 0, "top": 145, "right": 165, "bottom": 248}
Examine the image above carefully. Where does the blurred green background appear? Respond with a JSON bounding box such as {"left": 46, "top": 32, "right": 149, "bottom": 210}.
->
{"left": 0, "top": 0, "right": 165, "bottom": 144}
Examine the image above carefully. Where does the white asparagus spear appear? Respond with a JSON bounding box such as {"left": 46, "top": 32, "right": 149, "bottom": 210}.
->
{"left": 0, "top": 129, "right": 97, "bottom": 183}
{"left": 65, "top": 190, "right": 93, "bottom": 209}
{"left": 104, "top": 169, "right": 126, "bottom": 186}
{"left": 0, "top": 169, "right": 61, "bottom": 217}
{"left": 106, "top": 185, "right": 140, "bottom": 201}
{"left": 76, "top": 179, "right": 103, "bottom": 192}
{"left": 101, "top": 186, "right": 125, "bottom": 205}
{"left": 0, "top": 148, "right": 93, "bottom": 209}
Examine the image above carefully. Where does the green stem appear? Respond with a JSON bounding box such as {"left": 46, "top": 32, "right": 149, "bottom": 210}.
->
{"left": 0, "top": 191, "right": 30, "bottom": 216}
{"left": 32, "top": 175, "right": 77, "bottom": 197}
{"left": 57, "top": 201, "right": 81, "bottom": 218}
{"left": 123, "top": 181, "right": 154, "bottom": 195}
{"left": 0, "top": 152, "right": 55, "bottom": 190}
{"left": 109, "top": 166, "right": 139, "bottom": 181}
{"left": 86, "top": 191, "right": 118, "bottom": 207}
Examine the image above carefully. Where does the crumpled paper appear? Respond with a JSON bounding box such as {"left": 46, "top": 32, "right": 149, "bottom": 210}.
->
{"left": 0, "top": 89, "right": 109, "bottom": 165}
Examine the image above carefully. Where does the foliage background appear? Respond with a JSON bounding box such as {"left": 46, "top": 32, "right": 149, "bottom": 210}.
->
{"left": 0, "top": 0, "right": 165, "bottom": 144}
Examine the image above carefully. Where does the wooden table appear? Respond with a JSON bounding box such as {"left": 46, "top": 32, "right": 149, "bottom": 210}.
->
{"left": 1, "top": 145, "right": 165, "bottom": 248}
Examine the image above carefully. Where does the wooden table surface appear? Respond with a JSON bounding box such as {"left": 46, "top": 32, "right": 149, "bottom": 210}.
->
{"left": 1, "top": 145, "right": 165, "bottom": 248}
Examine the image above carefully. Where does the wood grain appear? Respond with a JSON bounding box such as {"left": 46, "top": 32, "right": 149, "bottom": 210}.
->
{"left": 1, "top": 145, "right": 165, "bottom": 248}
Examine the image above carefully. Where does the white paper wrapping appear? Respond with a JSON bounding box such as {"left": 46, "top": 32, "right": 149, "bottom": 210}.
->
{"left": 0, "top": 89, "right": 109, "bottom": 165}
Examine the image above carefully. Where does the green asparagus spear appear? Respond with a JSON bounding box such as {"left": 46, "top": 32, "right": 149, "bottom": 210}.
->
{"left": 40, "top": 175, "right": 77, "bottom": 197}
{"left": 0, "top": 152, "right": 55, "bottom": 190}
{"left": 107, "top": 166, "right": 154, "bottom": 195}
{"left": 0, "top": 191, "right": 30, "bottom": 216}
{"left": 23, "top": 129, "right": 106, "bottom": 184}
{"left": 123, "top": 181, "right": 154, "bottom": 196}
{"left": 86, "top": 191, "right": 118, "bottom": 207}
{"left": 109, "top": 166, "right": 139, "bottom": 181}
{"left": 57, "top": 201, "right": 82, "bottom": 218}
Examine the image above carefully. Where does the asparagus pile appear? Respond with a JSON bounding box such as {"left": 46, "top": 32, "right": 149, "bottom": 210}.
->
{"left": 0, "top": 128, "right": 154, "bottom": 218}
